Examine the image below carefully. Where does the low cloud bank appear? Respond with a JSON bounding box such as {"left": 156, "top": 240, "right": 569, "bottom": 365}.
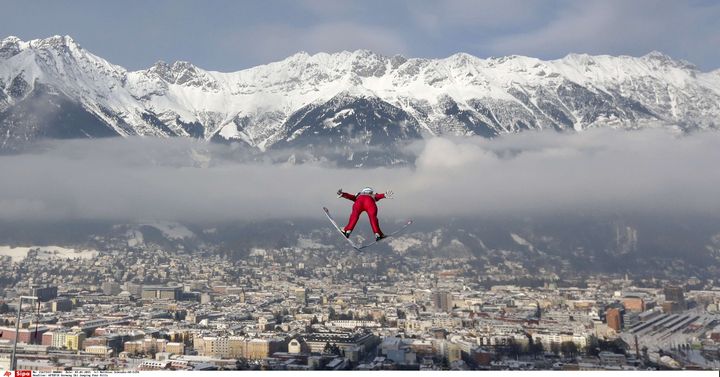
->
{"left": 0, "top": 128, "right": 718, "bottom": 222}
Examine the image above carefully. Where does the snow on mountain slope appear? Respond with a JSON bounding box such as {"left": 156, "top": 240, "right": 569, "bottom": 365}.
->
{"left": 0, "top": 244, "right": 97, "bottom": 262}
{"left": 1, "top": 35, "right": 719, "bottom": 153}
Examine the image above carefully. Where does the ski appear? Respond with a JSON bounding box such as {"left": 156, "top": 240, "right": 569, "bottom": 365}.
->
{"left": 323, "top": 206, "right": 362, "bottom": 251}
{"left": 355, "top": 219, "right": 413, "bottom": 250}
{"left": 324, "top": 207, "right": 413, "bottom": 251}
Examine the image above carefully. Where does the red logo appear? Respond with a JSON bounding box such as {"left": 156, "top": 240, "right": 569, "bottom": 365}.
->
{"left": 15, "top": 371, "right": 31, "bottom": 377}
{"left": 3, "top": 371, "right": 13, "bottom": 377}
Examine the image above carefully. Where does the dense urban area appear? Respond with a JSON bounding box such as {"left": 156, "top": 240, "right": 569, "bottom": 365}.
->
{"left": 0, "top": 236, "right": 719, "bottom": 372}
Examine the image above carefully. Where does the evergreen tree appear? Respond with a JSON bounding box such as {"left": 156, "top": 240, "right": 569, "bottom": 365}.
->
{"left": 550, "top": 342, "right": 561, "bottom": 356}
{"left": 561, "top": 341, "right": 578, "bottom": 357}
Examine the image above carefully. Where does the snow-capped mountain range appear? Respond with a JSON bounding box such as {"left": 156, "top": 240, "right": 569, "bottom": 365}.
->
{"left": 1, "top": 35, "right": 719, "bottom": 155}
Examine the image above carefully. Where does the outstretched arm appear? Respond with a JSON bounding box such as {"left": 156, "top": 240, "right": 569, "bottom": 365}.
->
{"left": 337, "top": 188, "right": 356, "bottom": 201}
{"left": 375, "top": 190, "right": 394, "bottom": 201}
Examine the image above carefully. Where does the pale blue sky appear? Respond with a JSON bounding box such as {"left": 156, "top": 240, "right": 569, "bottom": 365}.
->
{"left": 2, "top": 0, "right": 719, "bottom": 71}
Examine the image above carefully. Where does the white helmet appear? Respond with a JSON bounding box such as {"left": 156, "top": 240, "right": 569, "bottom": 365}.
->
{"left": 360, "top": 187, "right": 374, "bottom": 194}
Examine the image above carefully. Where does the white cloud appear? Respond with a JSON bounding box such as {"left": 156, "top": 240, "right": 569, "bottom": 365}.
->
{"left": 0, "top": 128, "right": 718, "bottom": 223}
{"left": 414, "top": 137, "right": 495, "bottom": 169}
{"left": 223, "top": 21, "right": 408, "bottom": 65}
{"left": 482, "top": 1, "right": 720, "bottom": 67}
{"left": 408, "top": 0, "right": 547, "bottom": 32}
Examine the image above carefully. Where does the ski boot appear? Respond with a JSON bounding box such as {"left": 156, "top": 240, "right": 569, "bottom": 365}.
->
{"left": 341, "top": 229, "right": 352, "bottom": 239}
{"left": 375, "top": 233, "right": 387, "bottom": 242}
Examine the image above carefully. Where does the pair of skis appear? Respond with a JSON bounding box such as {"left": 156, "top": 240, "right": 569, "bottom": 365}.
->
{"left": 323, "top": 206, "right": 413, "bottom": 251}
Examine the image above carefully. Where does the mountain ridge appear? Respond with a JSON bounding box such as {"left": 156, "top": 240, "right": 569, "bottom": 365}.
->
{"left": 1, "top": 35, "right": 719, "bottom": 159}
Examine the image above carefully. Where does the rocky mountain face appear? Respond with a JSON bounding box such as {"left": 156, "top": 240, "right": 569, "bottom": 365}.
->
{"left": 1, "top": 35, "right": 720, "bottom": 164}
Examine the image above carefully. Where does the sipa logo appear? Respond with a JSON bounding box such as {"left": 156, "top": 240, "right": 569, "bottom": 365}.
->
{"left": 14, "top": 372, "right": 30, "bottom": 377}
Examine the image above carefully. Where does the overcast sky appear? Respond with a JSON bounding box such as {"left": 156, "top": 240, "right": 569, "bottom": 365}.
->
{"left": 1, "top": 129, "right": 718, "bottom": 223}
{"left": 1, "top": 0, "right": 719, "bottom": 71}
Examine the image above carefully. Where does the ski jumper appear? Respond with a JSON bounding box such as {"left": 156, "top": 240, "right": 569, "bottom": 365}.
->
{"left": 341, "top": 192, "right": 386, "bottom": 236}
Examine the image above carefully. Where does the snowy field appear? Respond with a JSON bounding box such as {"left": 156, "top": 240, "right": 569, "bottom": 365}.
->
{"left": 138, "top": 221, "right": 195, "bottom": 240}
{"left": 0, "top": 245, "right": 98, "bottom": 262}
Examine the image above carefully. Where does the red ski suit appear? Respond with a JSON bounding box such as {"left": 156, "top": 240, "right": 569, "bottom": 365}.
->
{"left": 340, "top": 192, "right": 386, "bottom": 235}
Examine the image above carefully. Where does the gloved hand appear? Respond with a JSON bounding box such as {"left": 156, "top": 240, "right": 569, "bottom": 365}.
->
{"left": 385, "top": 190, "right": 394, "bottom": 199}
{"left": 337, "top": 188, "right": 343, "bottom": 197}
